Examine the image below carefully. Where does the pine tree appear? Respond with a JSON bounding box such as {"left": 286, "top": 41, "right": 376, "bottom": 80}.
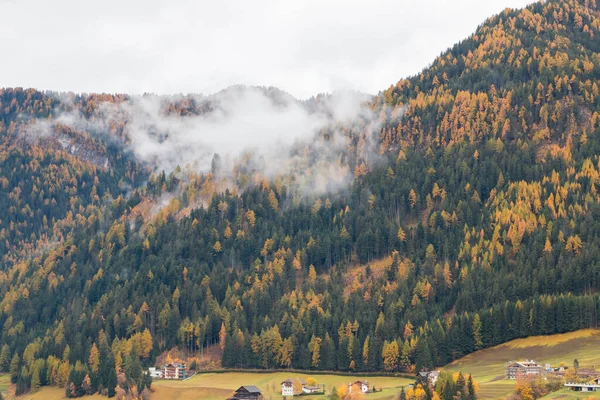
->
{"left": 467, "top": 374, "right": 477, "bottom": 400}
{"left": 456, "top": 372, "right": 466, "bottom": 400}
{"left": 308, "top": 335, "right": 322, "bottom": 369}
{"left": 30, "top": 363, "right": 41, "bottom": 391}
{"left": 219, "top": 322, "right": 227, "bottom": 351}
{"left": 88, "top": 343, "right": 100, "bottom": 374}
{"left": 399, "top": 386, "right": 407, "bottom": 400}
{"left": 414, "top": 339, "right": 433, "bottom": 372}
{"left": 400, "top": 340, "right": 412, "bottom": 372}
{"left": 0, "top": 345, "right": 10, "bottom": 372}
{"left": 10, "top": 353, "right": 20, "bottom": 384}
{"left": 329, "top": 386, "right": 339, "bottom": 400}
{"left": 382, "top": 340, "right": 399, "bottom": 371}
{"left": 362, "top": 335, "right": 370, "bottom": 369}
{"left": 99, "top": 343, "right": 117, "bottom": 398}
{"left": 472, "top": 314, "right": 483, "bottom": 350}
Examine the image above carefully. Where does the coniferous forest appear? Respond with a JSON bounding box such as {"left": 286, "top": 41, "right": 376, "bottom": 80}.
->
{"left": 2, "top": 0, "right": 600, "bottom": 397}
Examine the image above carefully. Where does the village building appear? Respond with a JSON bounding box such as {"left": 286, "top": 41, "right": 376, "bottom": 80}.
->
{"left": 228, "top": 385, "right": 263, "bottom": 400}
{"left": 418, "top": 370, "right": 441, "bottom": 386}
{"left": 544, "top": 364, "right": 567, "bottom": 372}
{"left": 565, "top": 377, "right": 600, "bottom": 392}
{"left": 148, "top": 367, "right": 163, "bottom": 379}
{"left": 280, "top": 378, "right": 323, "bottom": 396}
{"left": 302, "top": 385, "right": 323, "bottom": 394}
{"left": 280, "top": 378, "right": 307, "bottom": 397}
{"left": 507, "top": 360, "right": 543, "bottom": 379}
{"left": 348, "top": 380, "right": 370, "bottom": 394}
{"left": 161, "top": 362, "right": 187, "bottom": 379}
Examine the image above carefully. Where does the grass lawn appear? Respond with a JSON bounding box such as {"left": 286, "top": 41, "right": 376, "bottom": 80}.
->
{"left": 10, "top": 387, "right": 107, "bottom": 400}
{"left": 444, "top": 329, "right": 600, "bottom": 400}
{"left": 541, "top": 388, "right": 600, "bottom": 399}
{"left": 0, "top": 374, "right": 10, "bottom": 398}
{"left": 0, "top": 374, "right": 10, "bottom": 389}
{"left": 153, "top": 371, "right": 413, "bottom": 400}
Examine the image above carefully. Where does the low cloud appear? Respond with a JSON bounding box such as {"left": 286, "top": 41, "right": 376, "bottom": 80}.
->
{"left": 24, "top": 86, "right": 379, "bottom": 197}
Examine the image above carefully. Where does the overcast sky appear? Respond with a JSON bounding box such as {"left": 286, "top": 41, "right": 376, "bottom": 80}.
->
{"left": 1, "top": 0, "right": 533, "bottom": 99}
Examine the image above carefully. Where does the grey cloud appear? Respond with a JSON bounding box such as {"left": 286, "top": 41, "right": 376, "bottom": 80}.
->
{"left": 23, "top": 87, "right": 377, "bottom": 197}
{"left": 1, "top": 0, "right": 534, "bottom": 98}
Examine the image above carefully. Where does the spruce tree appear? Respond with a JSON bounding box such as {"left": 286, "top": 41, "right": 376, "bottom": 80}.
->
{"left": 467, "top": 374, "right": 476, "bottom": 400}
{"left": 399, "top": 387, "right": 407, "bottom": 400}
{"left": 9, "top": 353, "right": 20, "bottom": 384}
{"left": 414, "top": 338, "right": 433, "bottom": 372}
{"left": 0, "top": 345, "right": 10, "bottom": 372}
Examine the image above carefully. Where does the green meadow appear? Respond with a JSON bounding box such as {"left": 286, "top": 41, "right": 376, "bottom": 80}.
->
{"left": 152, "top": 371, "right": 412, "bottom": 400}
{"left": 540, "top": 388, "right": 600, "bottom": 399}
{"left": 444, "top": 329, "right": 600, "bottom": 399}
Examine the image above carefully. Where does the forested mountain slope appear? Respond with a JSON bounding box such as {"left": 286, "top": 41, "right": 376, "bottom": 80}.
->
{"left": 1, "top": 0, "right": 600, "bottom": 397}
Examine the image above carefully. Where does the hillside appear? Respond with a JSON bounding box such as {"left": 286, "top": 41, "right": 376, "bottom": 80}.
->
{"left": 1, "top": 0, "right": 600, "bottom": 398}
{"left": 445, "top": 329, "right": 600, "bottom": 399}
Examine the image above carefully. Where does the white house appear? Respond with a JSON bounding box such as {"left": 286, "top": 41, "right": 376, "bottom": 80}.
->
{"left": 281, "top": 379, "right": 295, "bottom": 397}
{"left": 348, "top": 380, "right": 370, "bottom": 394}
{"left": 281, "top": 378, "right": 307, "bottom": 396}
{"left": 302, "top": 385, "right": 321, "bottom": 394}
{"left": 161, "top": 362, "right": 187, "bottom": 379}
{"left": 148, "top": 367, "right": 163, "bottom": 379}
{"left": 565, "top": 378, "right": 600, "bottom": 392}
{"left": 419, "top": 370, "right": 440, "bottom": 386}
{"left": 507, "top": 360, "right": 542, "bottom": 380}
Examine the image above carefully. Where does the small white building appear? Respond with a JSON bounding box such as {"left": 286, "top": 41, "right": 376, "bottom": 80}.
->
{"left": 348, "top": 380, "right": 370, "bottom": 394}
{"left": 281, "top": 378, "right": 307, "bottom": 396}
{"left": 419, "top": 370, "right": 440, "bottom": 386}
{"left": 302, "top": 385, "right": 321, "bottom": 394}
{"left": 565, "top": 378, "right": 600, "bottom": 392}
{"left": 148, "top": 367, "right": 163, "bottom": 379}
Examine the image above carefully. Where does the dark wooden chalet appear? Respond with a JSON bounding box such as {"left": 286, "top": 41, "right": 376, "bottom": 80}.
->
{"left": 228, "top": 385, "right": 263, "bottom": 400}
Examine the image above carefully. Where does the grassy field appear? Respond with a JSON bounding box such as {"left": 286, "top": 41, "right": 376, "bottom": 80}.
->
{"left": 152, "top": 371, "right": 413, "bottom": 400}
{"left": 8, "top": 387, "right": 106, "bottom": 400}
{"left": 0, "top": 374, "right": 10, "bottom": 398}
{"left": 444, "top": 329, "right": 600, "bottom": 400}
{"left": 541, "top": 388, "right": 600, "bottom": 399}
{"left": 15, "top": 371, "right": 410, "bottom": 400}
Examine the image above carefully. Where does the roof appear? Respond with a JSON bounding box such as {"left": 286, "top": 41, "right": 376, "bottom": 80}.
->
{"left": 577, "top": 368, "right": 599, "bottom": 376}
{"left": 509, "top": 360, "right": 541, "bottom": 368}
{"left": 565, "top": 382, "right": 600, "bottom": 388}
{"left": 418, "top": 370, "right": 440, "bottom": 380}
{"left": 237, "top": 385, "right": 262, "bottom": 394}
{"left": 281, "top": 378, "right": 307, "bottom": 385}
{"left": 352, "top": 380, "right": 369, "bottom": 385}
{"left": 163, "top": 362, "right": 186, "bottom": 368}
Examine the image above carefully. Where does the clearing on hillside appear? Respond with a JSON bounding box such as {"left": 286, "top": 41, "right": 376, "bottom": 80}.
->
{"left": 444, "top": 329, "right": 600, "bottom": 400}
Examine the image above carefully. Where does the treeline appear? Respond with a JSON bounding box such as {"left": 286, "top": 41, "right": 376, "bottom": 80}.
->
{"left": 219, "top": 293, "right": 600, "bottom": 372}
{"left": 1, "top": 332, "right": 152, "bottom": 398}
